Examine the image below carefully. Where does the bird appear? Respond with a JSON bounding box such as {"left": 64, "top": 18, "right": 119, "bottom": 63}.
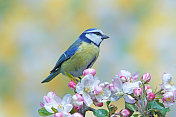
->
{"left": 41, "top": 28, "right": 109, "bottom": 83}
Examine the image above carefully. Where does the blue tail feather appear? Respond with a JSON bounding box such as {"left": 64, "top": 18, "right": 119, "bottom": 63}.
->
{"left": 41, "top": 70, "right": 61, "bottom": 83}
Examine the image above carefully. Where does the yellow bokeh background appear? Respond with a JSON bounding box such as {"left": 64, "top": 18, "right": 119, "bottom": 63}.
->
{"left": 0, "top": 0, "right": 176, "bottom": 116}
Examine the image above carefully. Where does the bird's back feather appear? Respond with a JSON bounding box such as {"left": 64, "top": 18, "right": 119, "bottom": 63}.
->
{"left": 50, "top": 39, "right": 82, "bottom": 73}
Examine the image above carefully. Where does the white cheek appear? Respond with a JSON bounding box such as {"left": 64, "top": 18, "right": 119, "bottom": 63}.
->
{"left": 85, "top": 34, "right": 102, "bottom": 45}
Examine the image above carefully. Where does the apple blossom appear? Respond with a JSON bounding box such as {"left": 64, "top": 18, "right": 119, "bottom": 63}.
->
{"left": 43, "top": 92, "right": 73, "bottom": 114}
{"left": 160, "top": 73, "right": 176, "bottom": 91}
{"left": 162, "top": 91, "right": 175, "bottom": 107}
{"left": 39, "top": 70, "right": 175, "bottom": 117}
{"left": 72, "top": 93, "right": 84, "bottom": 111}
{"left": 119, "top": 109, "right": 130, "bottom": 117}
{"left": 76, "top": 74, "right": 100, "bottom": 106}
{"left": 68, "top": 81, "right": 76, "bottom": 90}
{"left": 109, "top": 75, "right": 139, "bottom": 103}
{"left": 162, "top": 73, "right": 173, "bottom": 84}
{"left": 83, "top": 68, "right": 96, "bottom": 76}
{"left": 147, "top": 92, "right": 155, "bottom": 101}
{"left": 91, "top": 83, "right": 111, "bottom": 106}
{"left": 118, "top": 70, "right": 132, "bottom": 83}
{"left": 141, "top": 73, "right": 151, "bottom": 83}
{"left": 133, "top": 87, "right": 143, "bottom": 98}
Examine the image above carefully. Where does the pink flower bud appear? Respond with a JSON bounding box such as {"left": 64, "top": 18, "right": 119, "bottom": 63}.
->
{"left": 120, "top": 109, "right": 130, "bottom": 117}
{"left": 133, "top": 87, "right": 143, "bottom": 97}
{"left": 120, "top": 76, "right": 128, "bottom": 83}
{"left": 54, "top": 112, "right": 63, "bottom": 117}
{"left": 94, "top": 85, "right": 103, "bottom": 94}
{"left": 141, "top": 73, "right": 151, "bottom": 83}
{"left": 75, "top": 93, "right": 84, "bottom": 101}
{"left": 72, "top": 113, "right": 83, "bottom": 117}
{"left": 40, "top": 102, "right": 44, "bottom": 107}
{"left": 147, "top": 92, "right": 155, "bottom": 101}
{"left": 68, "top": 81, "right": 76, "bottom": 90}
{"left": 83, "top": 68, "right": 96, "bottom": 76}
{"left": 44, "top": 96, "right": 51, "bottom": 103}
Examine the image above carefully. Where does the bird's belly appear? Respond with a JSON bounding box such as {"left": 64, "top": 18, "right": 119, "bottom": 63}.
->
{"left": 61, "top": 43, "right": 99, "bottom": 77}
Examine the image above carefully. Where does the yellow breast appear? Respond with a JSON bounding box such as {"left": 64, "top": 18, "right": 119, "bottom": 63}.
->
{"left": 61, "top": 42, "right": 99, "bottom": 76}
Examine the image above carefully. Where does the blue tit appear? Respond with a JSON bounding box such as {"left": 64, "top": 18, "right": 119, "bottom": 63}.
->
{"left": 41, "top": 28, "right": 109, "bottom": 83}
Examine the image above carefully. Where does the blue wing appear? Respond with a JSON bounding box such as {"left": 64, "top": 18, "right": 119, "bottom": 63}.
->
{"left": 50, "top": 39, "right": 82, "bottom": 73}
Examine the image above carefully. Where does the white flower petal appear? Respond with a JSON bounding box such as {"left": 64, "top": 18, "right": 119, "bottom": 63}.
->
{"left": 123, "top": 94, "right": 135, "bottom": 104}
{"left": 63, "top": 104, "right": 73, "bottom": 113}
{"left": 61, "top": 94, "right": 72, "bottom": 105}
{"left": 54, "top": 96, "right": 62, "bottom": 104}
{"left": 81, "top": 75, "right": 93, "bottom": 87}
{"left": 110, "top": 93, "right": 122, "bottom": 101}
{"left": 93, "top": 77, "right": 100, "bottom": 86}
{"left": 44, "top": 103, "right": 55, "bottom": 113}
{"left": 112, "top": 75, "right": 123, "bottom": 90}
{"left": 47, "top": 91, "right": 56, "bottom": 98}
{"left": 123, "top": 81, "right": 141, "bottom": 94}
{"left": 95, "top": 94, "right": 103, "bottom": 102}
{"left": 104, "top": 90, "right": 111, "bottom": 99}
{"left": 83, "top": 92, "right": 92, "bottom": 106}
{"left": 76, "top": 83, "right": 84, "bottom": 94}
{"left": 57, "top": 107, "right": 64, "bottom": 113}
{"left": 162, "top": 73, "right": 172, "bottom": 84}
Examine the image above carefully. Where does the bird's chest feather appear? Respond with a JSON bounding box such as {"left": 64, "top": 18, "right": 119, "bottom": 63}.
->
{"left": 61, "top": 42, "right": 99, "bottom": 76}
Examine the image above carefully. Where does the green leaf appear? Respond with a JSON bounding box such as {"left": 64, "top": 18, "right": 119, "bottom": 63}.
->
{"left": 106, "top": 101, "right": 111, "bottom": 107}
{"left": 125, "top": 102, "right": 135, "bottom": 116}
{"left": 148, "top": 101, "right": 170, "bottom": 116}
{"left": 132, "top": 114, "right": 140, "bottom": 117}
{"left": 70, "top": 107, "right": 77, "bottom": 114}
{"left": 155, "top": 95, "right": 164, "bottom": 99}
{"left": 51, "top": 107, "right": 58, "bottom": 113}
{"left": 148, "top": 101, "right": 164, "bottom": 110}
{"left": 160, "top": 108, "right": 170, "bottom": 114}
{"left": 93, "top": 109, "right": 109, "bottom": 117}
{"left": 125, "top": 102, "right": 136, "bottom": 111}
{"left": 38, "top": 108, "right": 53, "bottom": 116}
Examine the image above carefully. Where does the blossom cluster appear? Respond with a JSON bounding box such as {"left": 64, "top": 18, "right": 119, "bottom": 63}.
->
{"left": 39, "top": 69, "right": 176, "bottom": 117}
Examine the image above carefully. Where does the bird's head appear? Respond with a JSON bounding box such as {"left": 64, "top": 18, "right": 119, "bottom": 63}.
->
{"left": 80, "top": 28, "right": 109, "bottom": 46}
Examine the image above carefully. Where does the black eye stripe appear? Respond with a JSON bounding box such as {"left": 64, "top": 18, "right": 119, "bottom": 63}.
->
{"left": 93, "top": 32, "right": 102, "bottom": 36}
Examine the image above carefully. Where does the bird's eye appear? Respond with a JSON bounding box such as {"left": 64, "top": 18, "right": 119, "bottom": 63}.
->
{"left": 93, "top": 32, "right": 102, "bottom": 36}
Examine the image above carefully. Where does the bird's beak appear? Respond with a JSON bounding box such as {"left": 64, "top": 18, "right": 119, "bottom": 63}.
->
{"left": 102, "top": 35, "right": 110, "bottom": 39}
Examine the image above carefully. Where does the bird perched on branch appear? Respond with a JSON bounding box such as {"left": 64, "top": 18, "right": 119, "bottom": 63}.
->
{"left": 41, "top": 28, "right": 109, "bottom": 83}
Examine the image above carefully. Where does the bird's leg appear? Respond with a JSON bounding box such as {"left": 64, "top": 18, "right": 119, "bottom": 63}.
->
{"left": 65, "top": 72, "right": 77, "bottom": 83}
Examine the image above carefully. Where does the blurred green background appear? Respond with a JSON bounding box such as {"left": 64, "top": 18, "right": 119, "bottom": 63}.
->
{"left": 0, "top": 0, "right": 176, "bottom": 116}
